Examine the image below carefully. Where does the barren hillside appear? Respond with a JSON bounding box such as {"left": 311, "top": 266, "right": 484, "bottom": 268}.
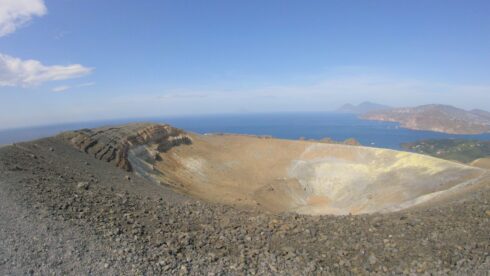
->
{"left": 362, "top": 104, "right": 490, "bottom": 134}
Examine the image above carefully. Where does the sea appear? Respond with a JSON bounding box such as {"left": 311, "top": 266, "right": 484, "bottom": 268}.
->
{"left": 1, "top": 112, "right": 490, "bottom": 150}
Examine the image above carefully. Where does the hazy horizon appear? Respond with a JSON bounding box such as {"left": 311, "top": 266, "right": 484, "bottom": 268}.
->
{"left": 1, "top": 0, "right": 490, "bottom": 129}
{"left": 0, "top": 101, "right": 485, "bottom": 131}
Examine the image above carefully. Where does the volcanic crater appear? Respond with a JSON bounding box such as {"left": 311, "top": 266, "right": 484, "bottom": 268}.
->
{"left": 63, "top": 123, "right": 488, "bottom": 215}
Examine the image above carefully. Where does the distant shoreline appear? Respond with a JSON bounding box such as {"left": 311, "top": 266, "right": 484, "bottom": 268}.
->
{"left": 1, "top": 113, "right": 490, "bottom": 150}
{"left": 362, "top": 116, "right": 490, "bottom": 135}
{"left": 361, "top": 105, "right": 490, "bottom": 135}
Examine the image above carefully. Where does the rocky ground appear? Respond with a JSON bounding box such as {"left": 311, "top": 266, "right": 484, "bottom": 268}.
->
{"left": 0, "top": 137, "right": 489, "bottom": 275}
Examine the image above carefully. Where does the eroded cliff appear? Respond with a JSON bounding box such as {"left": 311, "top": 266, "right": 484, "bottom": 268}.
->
{"left": 64, "top": 123, "right": 192, "bottom": 172}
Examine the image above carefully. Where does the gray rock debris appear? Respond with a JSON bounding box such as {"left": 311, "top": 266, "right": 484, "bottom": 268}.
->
{"left": 77, "top": 181, "right": 90, "bottom": 190}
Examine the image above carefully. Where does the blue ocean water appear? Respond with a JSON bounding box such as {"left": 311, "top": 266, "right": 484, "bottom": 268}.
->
{"left": 1, "top": 113, "right": 490, "bottom": 150}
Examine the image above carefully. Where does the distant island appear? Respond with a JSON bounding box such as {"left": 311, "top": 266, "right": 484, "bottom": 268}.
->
{"left": 362, "top": 104, "right": 490, "bottom": 134}
{"left": 337, "top": 101, "right": 391, "bottom": 114}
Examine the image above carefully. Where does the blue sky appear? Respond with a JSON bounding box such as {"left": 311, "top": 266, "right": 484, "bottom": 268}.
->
{"left": 0, "top": 0, "right": 489, "bottom": 129}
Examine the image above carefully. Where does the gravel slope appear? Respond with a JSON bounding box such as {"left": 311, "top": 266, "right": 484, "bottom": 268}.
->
{"left": 0, "top": 137, "right": 489, "bottom": 275}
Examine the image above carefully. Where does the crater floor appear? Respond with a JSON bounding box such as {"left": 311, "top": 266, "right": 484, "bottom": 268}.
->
{"left": 149, "top": 134, "right": 487, "bottom": 215}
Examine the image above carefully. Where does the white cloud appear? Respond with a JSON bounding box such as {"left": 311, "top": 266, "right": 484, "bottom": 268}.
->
{"left": 0, "top": 0, "right": 47, "bottom": 37}
{"left": 52, "top": 85, "right": 69, "bottom": 92}
{"left": 0, "top": 1, "right": 94, "bottom": 89}
{"left": 51, "top": 82, "right": 96, "bottom": 92}
{"left": 77, "top": 82, "right": 95, "bottom": 88}
{"left": 158, "top": 92, "right": 209, "bottom": 99}
{"left": 0, "top": 53, "right": 93, "bottom": 87}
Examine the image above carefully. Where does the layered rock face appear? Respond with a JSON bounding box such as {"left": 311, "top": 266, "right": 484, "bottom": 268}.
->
{"left": 65, "top": 123, "right": 192, "bottom": 172}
